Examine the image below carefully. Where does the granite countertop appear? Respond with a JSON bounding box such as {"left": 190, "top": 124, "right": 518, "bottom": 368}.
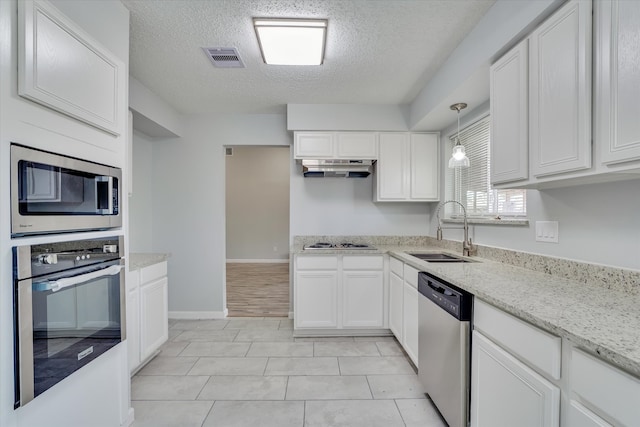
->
{"left": 292, "top": 242, "right": 640, "bottom": 378}
{"left": 129, "top": 252, "right": 171, "bottom": 270}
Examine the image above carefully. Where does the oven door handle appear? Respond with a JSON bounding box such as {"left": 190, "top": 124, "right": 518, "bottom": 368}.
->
{"left": 33, "top": 265, "right": 123, "bottom": 292}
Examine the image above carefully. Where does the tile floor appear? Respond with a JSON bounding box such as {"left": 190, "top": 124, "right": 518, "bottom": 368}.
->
{"left": 130, "top": 317, "right": 447, "bottom": 427}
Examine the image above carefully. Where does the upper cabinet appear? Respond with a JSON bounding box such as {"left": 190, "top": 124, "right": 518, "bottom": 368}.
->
{"left": 294, "top": 132, "right": 377, "bottom": 159}
{"left": 492, "top": 0, "right": 640, "bottom": 189}
{"left": 18, "top": 0, "right": 126, "bottom": 136}
{"left": 529, "top": 0, "right": 592, "bottom": 178}
{"left": 490, "top": 0, "right": 592, "bottom": 187}
{"left": 595, "top": 0, "right": 640, "bottom": 166}
{"left": 490, "top": 40, "right": 529, "bottom": 185}
{"left": 375, "top": 132, "right": 439, "bottom": 202}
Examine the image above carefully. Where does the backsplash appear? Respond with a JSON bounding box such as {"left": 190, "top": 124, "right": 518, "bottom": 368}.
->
{"left": 293, "top": 235, "right": 640, "bottom": 295}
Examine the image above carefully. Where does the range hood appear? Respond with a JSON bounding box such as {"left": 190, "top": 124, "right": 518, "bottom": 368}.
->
{"left": 300, "top": 159, "right": 375, "bottom": 178}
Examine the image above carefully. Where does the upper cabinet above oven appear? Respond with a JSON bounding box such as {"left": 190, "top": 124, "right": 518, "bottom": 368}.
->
{"left": 17, "top": 0, "right": 126, "bottom": 136}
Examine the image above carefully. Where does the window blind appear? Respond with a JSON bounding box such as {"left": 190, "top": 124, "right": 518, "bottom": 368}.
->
{"left": 445, "top": 116, "right": 526, "bottom": 218}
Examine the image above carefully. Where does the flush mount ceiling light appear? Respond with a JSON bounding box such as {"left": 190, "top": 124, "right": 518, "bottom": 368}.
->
{"left": 253, "top": 18, "right": 327, "bottom": 65}
{"left": 449, "top": 103, "right": 470, "bottom": 168}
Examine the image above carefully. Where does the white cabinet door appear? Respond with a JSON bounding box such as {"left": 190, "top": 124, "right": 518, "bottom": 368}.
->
{"left": 376, "top": 133, "right": 409, "bottom": 200}
{"left": 388, "top": 271, "right": 403, "bottom": 340}
{"left": 529, "top": 0, "right": 592, "bottom": 178}
{"left": 402, "top": 283, "right": 419, "bottom": 365}
{"left": 295, "top": 271, "right": 338, "bottom": 328}
{"left": 596, "top": 0, "right": 640, "bottom": 165}
{"left": 471, "top": 331, "right": 560, "bottom": 427}
{"left": 294, "top": 132, "right": 335, "bottom": 158}
{"left": 410, "top": 133, "right": 439, "bottom": 201}
{"left": 342, "top": 271, "right": 384, "bottom": 328}
{"left": 139, "top": 277, "right": 168, "bottom": 361}
{"left": 567, "top": 401, "right": 612, "bottom": 427}
{"left": 18, "top": 0, "right": 124, "bottom": 135}
{"left": 127, "top": 287, "right": 140, "bottom": 373}
{"left": 490, "top": 39, "right": 529, "bottom": 184}
{"left": 336, "top": 132, "right": 377, "bottom": 159}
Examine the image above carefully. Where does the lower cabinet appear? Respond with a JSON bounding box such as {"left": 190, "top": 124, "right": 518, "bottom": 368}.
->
{"left": 127, "top": 260, "right": 169, "bottom": 374}
{"left": 295, "top": 270, "right": 338, "bottom": 328}
{"left": 388, "top": 266, "right": 404, "bottom": 340}
{"left": 387, "top": 256, "right": 419, "bottom": 366}
{"left": 342, "top": 270, "right": 384, "bottom": 328}
{"left": 294, "top": 254, "right": 386, "bottom": 333}
{"left": 402, "top": 265, "right": 419, "bottom": 365}
{"left": 472, "top": 299, "right": 560, "bottom": 427}
{"left": 568, "top": 347, "right": 640, "bottom": 427}
{"left": 471, "top": 331, "right": 560, "bottom": 427}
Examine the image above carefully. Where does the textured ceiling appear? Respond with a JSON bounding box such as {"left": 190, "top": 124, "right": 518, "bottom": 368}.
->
{"left": 122, "top": 0, "right": 496, "bottom": 115}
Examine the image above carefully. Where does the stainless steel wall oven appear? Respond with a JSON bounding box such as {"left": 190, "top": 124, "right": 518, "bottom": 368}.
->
{"left": 11, "top": 144, "right": 122, "bottom": 236}
{"left": 13, "top": 236, "right": 125, "bottom": 408}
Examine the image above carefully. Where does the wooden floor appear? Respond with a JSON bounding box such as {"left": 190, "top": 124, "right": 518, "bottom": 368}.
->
{"left": 226, "top": 262, "right": 290, "bottom": 317}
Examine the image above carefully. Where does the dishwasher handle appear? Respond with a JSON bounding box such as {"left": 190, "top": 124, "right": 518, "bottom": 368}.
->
{"left": 418, "top": 272, "right": 473, "bottom": 321}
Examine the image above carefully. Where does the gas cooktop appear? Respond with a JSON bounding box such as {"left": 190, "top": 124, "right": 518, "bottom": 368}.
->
{"left": 303, "top": 242, "right": 377, "bottom": 250}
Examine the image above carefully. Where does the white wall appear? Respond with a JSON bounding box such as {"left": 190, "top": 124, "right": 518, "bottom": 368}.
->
{"left": 433, "top": 181, "right": 640, "bottom": 271}
{"left": 290, "top": 160, "right": 431, "bottom": 236}
{"left": 226, "top": 146, "right": 290, "bottom": 261}
{"left": 0, "top": 1, "right": 131, "bottom": 426}
{"left": 129, "top": 131, "right": 154, "bottom": 252}
{"left": 150, "top": 114, "right": 289, "bottom": 316}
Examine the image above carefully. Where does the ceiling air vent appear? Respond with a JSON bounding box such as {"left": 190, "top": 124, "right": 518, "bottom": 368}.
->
{"left": 202, "top": 47, "right": 245, "bottom": 68}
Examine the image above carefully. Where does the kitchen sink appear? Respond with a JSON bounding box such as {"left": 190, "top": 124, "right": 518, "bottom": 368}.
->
{"left": 406, "top": 252, "right": 472, "bottom": 263}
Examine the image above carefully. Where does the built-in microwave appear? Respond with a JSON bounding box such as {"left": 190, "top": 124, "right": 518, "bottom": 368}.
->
{"left": 11, "top": 144, "right": 122, "bottom": 236}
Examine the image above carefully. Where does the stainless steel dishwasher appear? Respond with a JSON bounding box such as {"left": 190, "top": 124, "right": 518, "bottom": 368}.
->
{"left": 418, "top": 272, "right": 473, "bottom": 427}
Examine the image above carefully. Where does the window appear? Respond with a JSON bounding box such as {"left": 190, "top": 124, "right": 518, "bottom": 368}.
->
{"left": 445, "top": 115, "right": 526, "bottom": 219}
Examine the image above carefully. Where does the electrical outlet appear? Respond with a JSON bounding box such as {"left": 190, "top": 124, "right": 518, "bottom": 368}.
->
{"left": 535, "top": 221, "right": 559, "bottom": 243}
{"left": 273, "top": 246, "right": 278, "bottom": 252}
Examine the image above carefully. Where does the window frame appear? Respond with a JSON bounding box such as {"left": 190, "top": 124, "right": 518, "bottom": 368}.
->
{"left": 444, "top": 113, "right": 528, "bottom": 223}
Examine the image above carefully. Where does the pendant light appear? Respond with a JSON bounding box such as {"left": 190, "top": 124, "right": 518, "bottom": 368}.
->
{"left": 448, "top": 103, "right": 470, "bottom": 168}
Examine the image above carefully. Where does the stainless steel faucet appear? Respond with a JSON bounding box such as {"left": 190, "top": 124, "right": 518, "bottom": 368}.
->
{"left": 435, "top": 200, "right": 477, "bottom": 257}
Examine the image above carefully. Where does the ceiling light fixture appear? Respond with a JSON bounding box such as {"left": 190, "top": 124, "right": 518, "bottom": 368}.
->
{"left": 449, "top": 103, "right": 470, "bottom": 168}
{"left": 253, "top": 18, "right": 327, "bottom": 65}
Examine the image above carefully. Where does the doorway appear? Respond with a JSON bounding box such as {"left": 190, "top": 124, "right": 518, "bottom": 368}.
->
{"left": 225, "top": 146, "right": 290, "bottom": 317}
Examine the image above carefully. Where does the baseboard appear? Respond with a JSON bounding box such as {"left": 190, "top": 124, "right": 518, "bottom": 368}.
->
{"left": 168, "top": 309, "right": 228, "bottom": 319}
{"left": 226, "top": 259, "right": 289, "bottom": 263}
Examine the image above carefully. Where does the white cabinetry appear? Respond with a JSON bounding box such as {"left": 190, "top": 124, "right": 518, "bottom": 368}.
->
{"left": 401, "top": 264, "right": 419, "bottom": 365}
{"left": 388, "top": 257, "right": 404, "bottom": 340}
{"left": 375, "top": 133, "right": 439, "bottom": 202}
{"left": 293, "top": 132, "right": 377, "bottom": 159}
{"left": 386, "top": 256, "right": 419, "bottom": 366}
{"left": 568, "top": 347, "right": 640, "bottom": 427}
{"left": 294, "top": 254, "right": 387, "bottom": 334}
{"left": 471, "top": 299, "right": 561, "bottom": 427}
{"left": 128, "top": 260, "right": 169, "bottom": 374}
{"left": 18, "top": 0, "right": 125, "bottom": 135}
{"left": 529, "top": 0, "right": 592, "bottom": 178}
{"left": 471, "top": 331, "right": 560, "bottom": 427}
{"left": 490, "top": 0, "right": 592, "bottom": 187}
{"left": 596, "top": 0, "right": 640, "bottom": 166}
{"left": 490, "top": 40, "right": 529, "bottom": 185}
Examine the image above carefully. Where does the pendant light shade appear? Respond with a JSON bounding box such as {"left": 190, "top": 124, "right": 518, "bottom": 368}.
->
{"left": 449, "top": 103, "right": 470, "bottom": 168}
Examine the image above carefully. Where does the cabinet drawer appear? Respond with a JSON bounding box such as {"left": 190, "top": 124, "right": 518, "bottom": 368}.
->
{"left": 474, "top": 299, "right": 561, "bottom": 379}
{"left": 571, "top": 348, "right": 640, "bottom": 426}
{"left": 390, "top": 257, "right": 404, "bottom": 277}
{"left": 403, "top": 264, "right": 419, "bottom": 288}
{"left": 140, "top": 261, "right": 167, "bottom": 284}
{"left": 343, "top": 255, "right": 383, "bottom": 270}
{"left": 296, "top": 256, "right": 338, "bottom": 270}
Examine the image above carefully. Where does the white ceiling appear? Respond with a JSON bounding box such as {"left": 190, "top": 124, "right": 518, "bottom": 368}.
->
{"left": 122, "top": 0, "right": 496, "bottom": 116}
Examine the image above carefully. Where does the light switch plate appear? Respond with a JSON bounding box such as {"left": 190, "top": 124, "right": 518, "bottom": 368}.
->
{"left": 536, "top": 221, "right": 559, "bottom": 243}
